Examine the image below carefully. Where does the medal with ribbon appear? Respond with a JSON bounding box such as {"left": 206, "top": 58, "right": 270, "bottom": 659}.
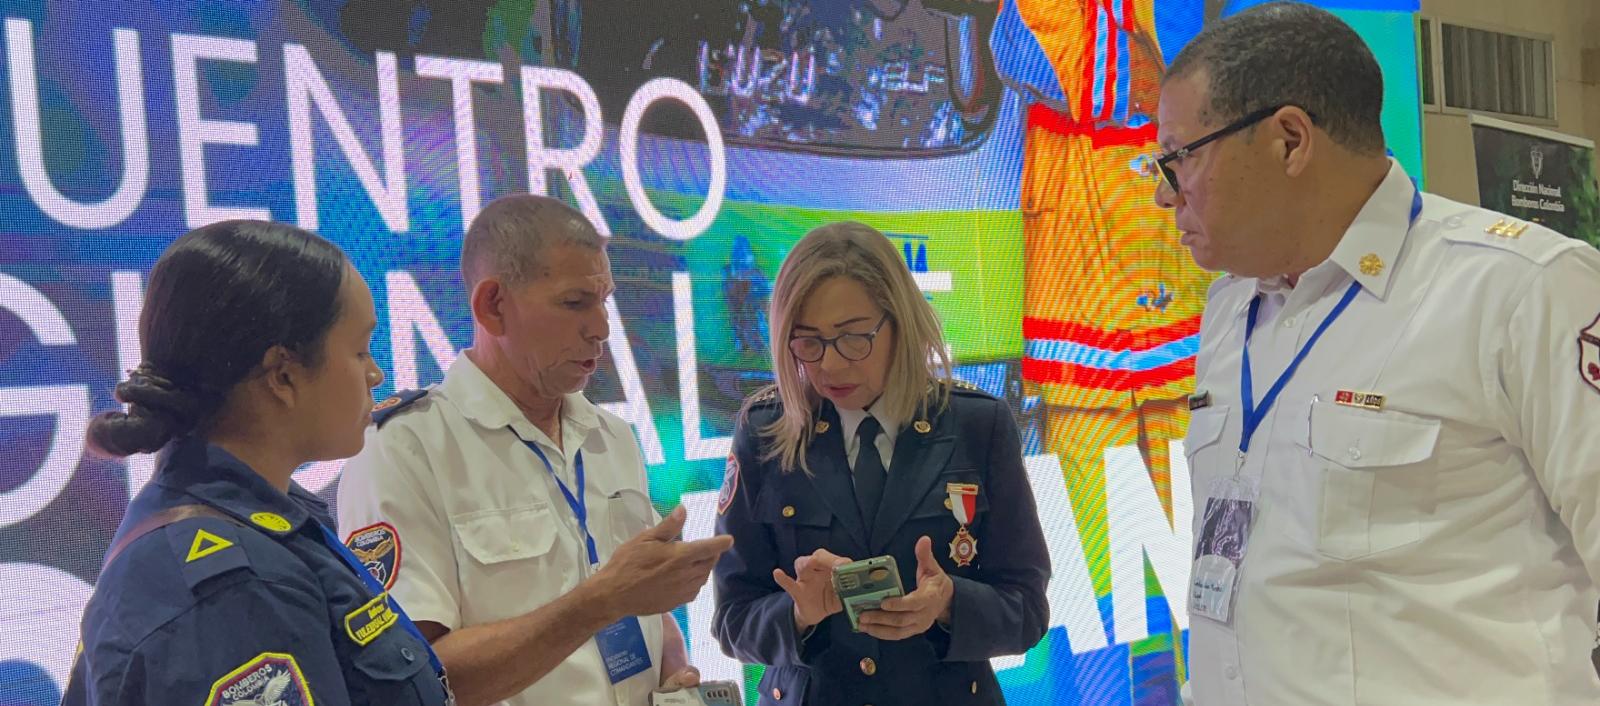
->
{"left": 946, "top": 482, "right": 979, "bottom": 567}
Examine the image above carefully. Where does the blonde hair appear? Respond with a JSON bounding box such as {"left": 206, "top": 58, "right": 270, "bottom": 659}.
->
{"left": 753, "top": 222, "right": 953, "bottom": 473}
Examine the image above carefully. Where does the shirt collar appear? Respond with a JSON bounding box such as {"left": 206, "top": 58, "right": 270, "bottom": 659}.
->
{"left": 155, "top": 436, "right": 313, "bottom": 536}
{"left": 443, "top": 353, "right": 602, "bottom": 447}
{"left": 835, "top": 398, "right": 902, "bottom": 449}
{"left": 1252, "top": 160, "right": 1418, "bottom": 301}
{"left": 1326, "top": 159, "right": 1418, "bottom": 300}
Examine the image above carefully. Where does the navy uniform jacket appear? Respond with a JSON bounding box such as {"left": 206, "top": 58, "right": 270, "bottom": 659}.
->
{"left": 712, "top": 383, "right": 1051, "bottom": 705}
{"left": 61, "top": 436, "right": 449, "bottom": 706}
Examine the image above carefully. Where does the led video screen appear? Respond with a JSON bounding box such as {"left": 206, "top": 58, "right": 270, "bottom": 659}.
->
{"left": 0, "top": 1, "right": 1420, "bottom": 703}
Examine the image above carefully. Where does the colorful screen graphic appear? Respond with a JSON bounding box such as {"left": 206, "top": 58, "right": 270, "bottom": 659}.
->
{"left": 0, "top": 1, "right": 1420, "bottom": 704}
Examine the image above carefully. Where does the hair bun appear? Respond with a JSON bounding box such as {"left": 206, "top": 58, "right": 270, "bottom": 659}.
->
{"left": 85, "top": 365, "right": 206, "bottom": 457}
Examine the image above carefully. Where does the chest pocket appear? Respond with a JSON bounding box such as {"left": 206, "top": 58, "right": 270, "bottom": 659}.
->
{"left": 755, "top": 484, "right": 833, "bottom": 561}
{"left": 605, "top": 488, "right": 657, "bottom": 551}
{"left": 1305, "top": 402, "right": 1440, "bottom": 560}
{"left": 1182, "top": 407, "right": 1231, "bottom": 488}
{"left": 453, "top": 504, "right": 563, "bottom": 610}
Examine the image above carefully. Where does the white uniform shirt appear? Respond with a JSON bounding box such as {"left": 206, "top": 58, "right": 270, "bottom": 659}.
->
{"left": 1183, "top": 161, "right": 1600, "bottom": 705}
{"left": 337, "top": 354, "right": 664, "bottom": 706}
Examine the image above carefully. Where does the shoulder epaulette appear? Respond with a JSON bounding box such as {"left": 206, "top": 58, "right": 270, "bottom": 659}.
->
{"left": 162, "top": 517, "right": 252, "bottom": 591}
{"left": 745, "top": 385, "right": 780, "bottom": 407}
{"left": 946, "top": 378, "right": 994, "bottom": 398}
{"left": 1440, "top": 209, "right": 1583, "bottom": 266}
{"left": 371, "top": 389, "right": 430, "bottom": 428}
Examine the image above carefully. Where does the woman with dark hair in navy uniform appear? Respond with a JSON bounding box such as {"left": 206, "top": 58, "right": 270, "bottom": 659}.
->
{"left": 712, "top": 223, "right": 1051, "bottom": 705}
{"left": 62, "top": 220, "right": 451, "bottom": 706}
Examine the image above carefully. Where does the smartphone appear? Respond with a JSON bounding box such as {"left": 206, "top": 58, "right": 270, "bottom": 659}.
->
{"left": 650, "top": 681, "right": 743, "bottom": 706}
{"left": 832, "top": 555, "right": 906, "bottom": 632}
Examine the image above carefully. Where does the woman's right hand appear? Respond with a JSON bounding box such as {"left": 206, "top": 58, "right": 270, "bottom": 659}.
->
{"left": 773, "top": 549, "right": 853, "bottom": 632}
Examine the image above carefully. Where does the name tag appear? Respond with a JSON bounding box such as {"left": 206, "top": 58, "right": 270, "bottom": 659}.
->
{"left": 596, "top": 616, "right": 652, "bottom": 684}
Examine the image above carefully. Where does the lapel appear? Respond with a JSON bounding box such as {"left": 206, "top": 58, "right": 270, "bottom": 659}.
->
{"left": 869, "top": 402, "right": 956, "bottom": 553}
{"left": 803, "top": 403, "right": 871, "bottom": 553}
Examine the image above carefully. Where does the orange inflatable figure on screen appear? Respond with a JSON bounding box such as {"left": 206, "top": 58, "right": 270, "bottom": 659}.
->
{"left": 993, "top": 0, "right": 1213, "bottom": 654}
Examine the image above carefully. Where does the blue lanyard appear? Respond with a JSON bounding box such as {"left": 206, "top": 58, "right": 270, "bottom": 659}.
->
{"left": 315, "top": 523, "right": 449, "bottom": 683}
{"left": 514, "top": 432, "right": 600, "bottom": 568}
{"left": 1238, "top": 188, "right": 1423, "bottom": 457}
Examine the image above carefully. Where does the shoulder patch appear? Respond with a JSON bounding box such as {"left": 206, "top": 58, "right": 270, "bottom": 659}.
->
{"left": 186, "top": 529, "right": 234, "bottom": 563}
{"left": 344, "top": 522, "right": 402, "bottom": 590}
{"left": 165, "top": 518, "right": 251, "bottom": 591}
{"left": 1440, "top": 210, "right": 1583, "bottom": 266}
{"left": 717, "top": 452, "right": 740, "bottom": 515}
{"left": 1580, "top": 313, "right": 1600, "bottom": 396}
{"left": 206, "top": 652, "right": 313, "bottom": 706}
{"left": 372, "top": 388, "right": 430, "bottom": 428}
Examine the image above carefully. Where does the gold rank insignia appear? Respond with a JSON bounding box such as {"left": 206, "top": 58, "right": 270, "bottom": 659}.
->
{"left": 1486, "top": 218, "right": 1530, "bottom": 238}
{"left": 914, "top": 420, "right": 932, "bottom": 434}
{"left": 1359, "top": 253, "right": 1384, "bottom": 276}
{"left": 813, "top": 420, "right": 830, "bottom": 434}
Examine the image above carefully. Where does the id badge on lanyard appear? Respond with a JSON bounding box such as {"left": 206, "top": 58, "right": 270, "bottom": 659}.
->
{"left": 516, "top": 432, "right": 653, "bottom": 685}
{"left": 1190, "top": 281, "right": 1359, "bottom": 626}
{"left": 1191, "top": 474, "right": 1259, "bottom": 624}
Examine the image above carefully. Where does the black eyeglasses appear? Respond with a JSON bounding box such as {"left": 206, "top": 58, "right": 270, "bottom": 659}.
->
{"left": 1147, "top": 104, "right": 1315, "bottom": 195}
{"left": 789, "top": 316, "right": 889, "bottom": 363}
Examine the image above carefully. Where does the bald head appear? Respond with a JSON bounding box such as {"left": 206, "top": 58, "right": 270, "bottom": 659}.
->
{"left": 460, "top": 194, "right": 606, "bottom": 290}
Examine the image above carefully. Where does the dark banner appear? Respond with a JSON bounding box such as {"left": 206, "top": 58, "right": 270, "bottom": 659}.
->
{"left": 1472, "top": 115, "right": 1599, "bottom": 247}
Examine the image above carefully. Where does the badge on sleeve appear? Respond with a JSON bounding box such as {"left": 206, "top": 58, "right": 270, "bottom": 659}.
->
{"left": 345, "top": 593, "right": 400, "bottom": 646}
{"left": 206, "top": 652, "right": 312, "bottom": 706}
{"left": 1580, "top": 313, "right": 1600, "bottom": 395}
{"left": 344, "top": 523, "right": 402, "bottom": 590}
{"left": 717, "top": 452, "right": 739, "bottom": 516}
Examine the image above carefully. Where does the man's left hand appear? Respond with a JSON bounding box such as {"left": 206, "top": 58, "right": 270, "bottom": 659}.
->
{"left": 857, "top": 536, "right": 955, "bottom": 641}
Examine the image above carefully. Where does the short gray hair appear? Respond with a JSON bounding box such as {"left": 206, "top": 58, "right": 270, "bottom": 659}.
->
{"left": 1166, "top": 1, "right": 1386, "bottom": 156}
{"left": 460, "top": 194, "right": 606, "bottom": 289}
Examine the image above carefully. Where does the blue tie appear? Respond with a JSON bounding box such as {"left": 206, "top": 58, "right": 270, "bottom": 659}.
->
{"left": 854, "top": 415, "right": 887, "bottom": 527}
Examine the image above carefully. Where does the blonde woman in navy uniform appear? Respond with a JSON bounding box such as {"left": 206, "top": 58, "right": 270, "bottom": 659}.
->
{"left": 63, "top": 221, "right": 451, "bottom": 706}
{"left": 712, "top": 222, "right": 1051, "bottom": 705}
